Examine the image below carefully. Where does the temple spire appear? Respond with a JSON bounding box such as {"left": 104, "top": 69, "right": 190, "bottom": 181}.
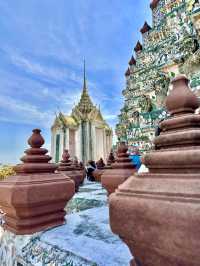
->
{"left": 75, "top": 60, "right": 94, "bottom": 114}
{"left": 83, "top": 59, "right": 87, "bottom": 91}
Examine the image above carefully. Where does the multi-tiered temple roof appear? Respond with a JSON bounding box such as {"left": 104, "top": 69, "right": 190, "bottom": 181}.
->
{"left": 52, "top": 63, "right": 111, "bottom": 132}
{"left": 73, "top": 62, "right": 94, "bottom": 115}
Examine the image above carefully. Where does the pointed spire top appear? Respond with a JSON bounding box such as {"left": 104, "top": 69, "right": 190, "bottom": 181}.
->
{"left": 83, "top": 59, "right": 87, "bottom": 91}
{"left": 74, "top": 60, "right": 94, "bottom": 114}
{"left": 129, "top": 56, "right": 136, "bottom": 66}
{"left": 125, "top": 68, "right": 131, "bottom": 77}
{"left": 140, "top": 21, "right": 152, "bottom": 34}
{"left": 134, "top": 41, "right": 143, "bottom": 52}
{"left": 150, "top": 0, "right": 160, "bottom": 10}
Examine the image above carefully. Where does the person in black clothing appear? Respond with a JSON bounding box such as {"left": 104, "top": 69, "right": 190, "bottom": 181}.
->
{"left": 155, "top": 118, "right": 164, "bottom": 137}
{"left": 85, "top": 160, "right": 96, "bottom": 182}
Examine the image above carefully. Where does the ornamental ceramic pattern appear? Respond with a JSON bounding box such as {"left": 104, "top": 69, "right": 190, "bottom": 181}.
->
{"left": 116, "top": 0, "right": 200, "bottom": 151}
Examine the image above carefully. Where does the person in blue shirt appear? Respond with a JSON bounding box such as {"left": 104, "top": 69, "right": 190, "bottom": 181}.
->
{"left": 129, "top": 146, "right": 141, "bottom": 170}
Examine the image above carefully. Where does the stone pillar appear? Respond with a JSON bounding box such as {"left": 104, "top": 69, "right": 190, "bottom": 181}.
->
{"left": 93, "top": 125, "right": 97, "bottom": 161}
{"left": 103, "top": 129, "right": 106, "bottom": 161}
{"left": 60, "top": 129, "right": 64, "bottom": 160}
{"left": 101, "top": 142, "right": 136, "bottom": 195}
{"left": 109, "top": 76, "right": 200, "bottom": 266}
{"left": 81, "top": 121, "right": 87, "bottom": 164}
{"left": 0, "top": 129, "right": 75, "bottom": 235}
{"left": 50, "top": 129, "right": 55, "bottom": 161}
{"left": 65, "top": 128, "right": 69, "bottom": 150}
{"left": 75, "top": 125, "right": 82, "bottom": 162}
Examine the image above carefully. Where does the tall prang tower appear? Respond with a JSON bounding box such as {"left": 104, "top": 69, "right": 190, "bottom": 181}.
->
{"left": 116, "top": 0, "right": 200, "bottom": 151}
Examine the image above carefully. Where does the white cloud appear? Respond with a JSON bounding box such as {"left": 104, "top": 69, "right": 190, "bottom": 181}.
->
{"left": 104, "top": 114, "right": 117, "bottom": 120}
{"left": 0, "top": 94, "right": 54, "bottom": 127}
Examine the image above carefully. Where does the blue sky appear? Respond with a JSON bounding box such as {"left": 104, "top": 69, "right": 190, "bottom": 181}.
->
{"left": 0, "top": 0, "right": 151, "bottom": 164}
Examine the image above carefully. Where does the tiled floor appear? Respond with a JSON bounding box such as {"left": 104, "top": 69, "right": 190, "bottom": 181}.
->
{"left": 40, "top": 181, "right": 132, "bottom": 266}
{"left": 0, "top": 181, "right": 132, "bottom": 266}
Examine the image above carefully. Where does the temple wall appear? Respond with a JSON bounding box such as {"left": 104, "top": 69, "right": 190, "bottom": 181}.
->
{"left": 51, "top": 122, "right": 112, "bottom": 164}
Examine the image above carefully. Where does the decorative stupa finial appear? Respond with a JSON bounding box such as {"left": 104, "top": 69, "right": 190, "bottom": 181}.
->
{"left": 165, "top": 75, "right": 199, "bottom": 115}
{"left": 14, "top": 129, "right": 57, "bottom": 174}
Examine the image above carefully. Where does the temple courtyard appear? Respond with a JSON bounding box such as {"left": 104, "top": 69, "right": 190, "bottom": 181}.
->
{"left": 0, "top": 1, "right": 200, "bottom": 265}
{"left": 0, "top": 181, "right": 131, "bottom": 266}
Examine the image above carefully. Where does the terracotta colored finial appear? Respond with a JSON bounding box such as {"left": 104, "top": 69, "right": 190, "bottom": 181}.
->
{"left": 96, "top": 158, "right": 105, "bottom": 169}
{"left": 28, "top": 129, "right": 44, "bottom": 148}
{"left": 165, "top": 75, "right": 199, "bottom": 116}
{"left": 58, "top": 154, "right": 84, "bottom": 192}
{"left": 107, "top": 150, "right": 115, "bottom": 166}
{"left": 62, "top": 149, "right": 70, "bottom": 163}
{"left": 58, "top": 150, "right": 72, "bottom": 171}
{"left": 101, "top": 142, "right": 136, "bottom": 195}
{"left": 14, "top": 129, "right": 57, "bottom": 174}
{"left": 0, "top": 128, "right": 75, "bottom": 235}
{"left": 117, "top": 142, "right": 128, "bottom": 155}
{"left": 109, "top": 76, "right": 200, "bottom": 266}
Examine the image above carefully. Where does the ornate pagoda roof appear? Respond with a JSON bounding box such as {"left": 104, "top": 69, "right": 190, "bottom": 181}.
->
{"left": 129, "top": 56, "right": 136, "bottom": 66}
{"left": 51, "top": 113, "right": 78, "bottom": 131}
{"left": 52, "top": 62, "right": 112, "bottom": 132}
{"left": 134, "top": 41, "right": 143, "bottom": 52}
{"left": 74, "top": 61, "right": 95, "bottom": 114}
{"left": 140, "top": 21, "right": 152, "bottom": 34}
{"left": 125, "top": 68, "right": 130, "bottom": 77}
{"left": 150, "top": 0, "right": 160, "bottom": 10}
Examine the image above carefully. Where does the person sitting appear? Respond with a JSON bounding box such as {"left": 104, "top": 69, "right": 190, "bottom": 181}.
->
{"left": 85, "top": 160, "right": 96, "bottom": 182}
{"left": 129, "top": 146, "right": 141, "bottom": 170}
